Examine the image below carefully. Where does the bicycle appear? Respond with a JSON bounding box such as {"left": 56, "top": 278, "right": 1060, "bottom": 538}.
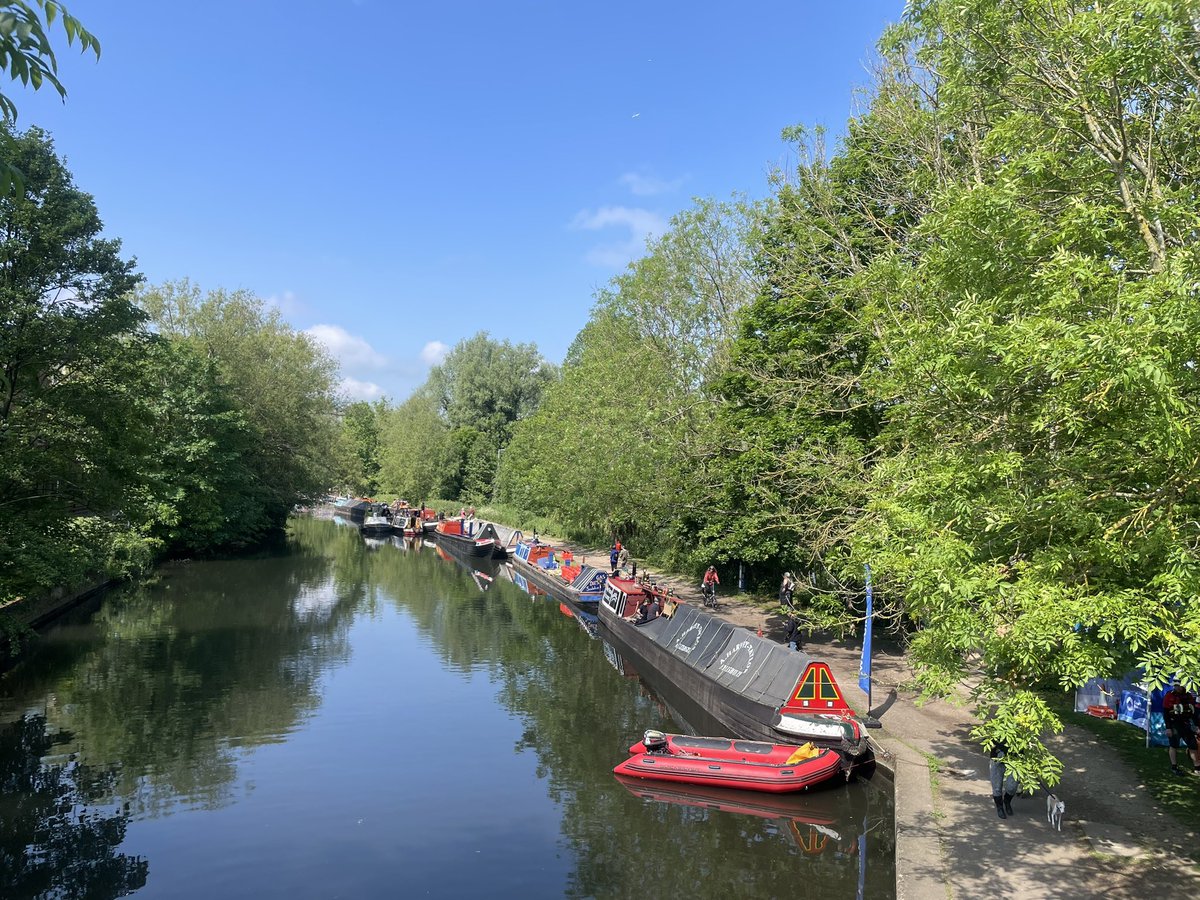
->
{"left": 700, "top": 582, "right": 718, "bottom": 609}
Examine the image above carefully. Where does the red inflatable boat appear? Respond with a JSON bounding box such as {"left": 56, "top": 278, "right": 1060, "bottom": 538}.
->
{"left": 613, "top": 730, "right": 843, "bottom": 794}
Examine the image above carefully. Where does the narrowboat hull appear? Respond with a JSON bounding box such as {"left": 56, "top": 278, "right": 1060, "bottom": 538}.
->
{"left": 434, "top": 530, "right": 496, "bottom": 557}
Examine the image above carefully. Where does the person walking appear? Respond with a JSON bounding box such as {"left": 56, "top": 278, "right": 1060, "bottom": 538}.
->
{"left": 779, "top": 572, "right": 796, "bottom": 609}
{"left": 609, "top": 544, "right": 620, "bottom": 577}
{"left": 617, "top": 544, "right": 630, "bottom": 575}
{"left": 1163, "top": 683, "right": 1200, "bottom": 775}
{"left": 989, "top": 743, "right": 1018, "bottom": 819}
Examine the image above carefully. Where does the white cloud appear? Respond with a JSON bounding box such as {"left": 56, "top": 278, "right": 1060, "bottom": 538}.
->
{"left": 338, "top": 376, "right": 385, "bottom": 402}
{"left": 305, "top": 324, "right": 389, "bottom": 369}
{"left": 421, "top": 340, "right": 450, "bottom": 365}
{"left": 263, "top": 290, "right": 306, "bottom": 317}
{"left": 618, "top": 172, "right": 684, "bottom": 196}
{"left": 570, "top": 205, "right": 667, "bottom": 267}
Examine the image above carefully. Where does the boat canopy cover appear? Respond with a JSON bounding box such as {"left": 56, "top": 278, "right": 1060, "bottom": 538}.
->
{"left": 570, "top": 566, "right": 608, "bottom": 594}
{"left": 634, "top": 602, "right": 814, "bottom": 709}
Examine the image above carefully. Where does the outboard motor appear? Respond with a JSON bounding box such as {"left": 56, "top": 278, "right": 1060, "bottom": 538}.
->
{"left": 643, "top": 730, "right": 668, "bottom": 754}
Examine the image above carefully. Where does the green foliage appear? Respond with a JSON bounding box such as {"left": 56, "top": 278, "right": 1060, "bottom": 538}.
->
{"left": 0, "top": 515, "right": 154, "bottom": 606}
{"left": 338, "top": 400, "right": 384, "bottom": 496}
{"left": 971, "top": 693, "right": 1064, "bottom": 790}
{"left": 407, "top": 332, "right": 556, "bottom": 501}
{"left": 499, "top": 0, "right": 1200, "bottom": 783}
{"left": 0, "top": 125, "right": 146, "bottom": 601}
{"left": 846, "top": 0, "right": 1200, "bottom": 776}
{"left": 0, "top": 3, "right": 98, "bottom": 115}
{"left": 0, "top": 610, "right": 31, "bottom": 654}
{"left": 497, "top": 198, "right": 763, "bottom": 557}
{"left": 127, "top": 337, "right": 271, "bottom": 553}
{"left": 0, "top": 2, "right": 100, "bottom": 193}
{"left": 138, "top": 280, "right": 343, "bottom": 534}
{"left": 377, "top": 390, "right": 457, "bottom": 501}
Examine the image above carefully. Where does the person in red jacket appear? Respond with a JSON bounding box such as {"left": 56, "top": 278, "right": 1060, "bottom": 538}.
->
{"left": 700, "top": 566, "right": 719, "bottom": 606}
{"left": 1163, "top": 683, "right": 1200, "bottom": 775}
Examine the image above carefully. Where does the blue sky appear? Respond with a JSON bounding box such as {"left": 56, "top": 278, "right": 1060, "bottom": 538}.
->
{"left": 21, "top": 1, "right": 904, "bottom": 402}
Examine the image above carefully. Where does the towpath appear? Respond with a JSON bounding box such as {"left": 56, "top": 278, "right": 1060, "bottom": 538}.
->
{"left": 488, "top": 522, "right": 1200, "bottom": 899}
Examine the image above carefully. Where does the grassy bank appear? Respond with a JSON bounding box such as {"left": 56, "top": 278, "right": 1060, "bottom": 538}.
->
{"left": 1045, "top": 692, "right": 1200, "bottom": 831}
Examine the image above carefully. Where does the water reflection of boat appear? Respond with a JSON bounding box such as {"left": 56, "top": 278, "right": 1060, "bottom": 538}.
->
{"left": 614, "top": 730, "right": 843, "bottom": 793}
{"left": 362, "top": 536, "right": 389, "bottom": 551}
{"left": 602, "top": 640, "right": 639, "bottom": 678}
{"left": 433, "top": 542, "right": 500, "bottom": 592}
{"left": 500, "top": 564, "right": 598, "bottom": 638}
{"left": 389, "top": 534, "right": 422, "bottom": 552}
{"left": 614, "top": 774, "right": 871, "bottom": 857}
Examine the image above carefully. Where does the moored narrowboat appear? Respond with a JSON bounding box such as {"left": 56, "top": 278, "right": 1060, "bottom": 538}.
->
{"left": 598, "top": 576, "right": 875, "bottom": 777}
{"left": 360, "top": 502, "right": 393, "bottom": 536}
{"left": 434, "top": 517, "right": 507, "bottom": 558}
{"left": 507, "top": 539, "right": 608, "bottom": 607}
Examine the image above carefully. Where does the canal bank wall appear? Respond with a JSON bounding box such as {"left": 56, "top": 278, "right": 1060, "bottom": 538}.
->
{"left": 0, "top": 577, "right": 114, "bottom": 669}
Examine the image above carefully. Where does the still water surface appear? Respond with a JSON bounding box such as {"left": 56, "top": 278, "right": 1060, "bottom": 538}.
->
{"left": 0, "top": 516, "right": 894, "bottom": 898}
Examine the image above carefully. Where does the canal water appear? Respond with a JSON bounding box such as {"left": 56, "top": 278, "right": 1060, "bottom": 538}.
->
{"left": 0, "top": 516, "right": 895, "bottom": 899}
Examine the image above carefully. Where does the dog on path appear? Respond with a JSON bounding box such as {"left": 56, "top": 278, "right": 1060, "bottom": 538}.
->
{"left": 1046, "top": 792, "right": 1065, "bottom": 830}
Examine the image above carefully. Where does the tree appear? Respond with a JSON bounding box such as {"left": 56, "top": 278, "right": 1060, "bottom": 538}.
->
{"left": 497, "top": 197, "right": 763, "bottom": 556}
{"left": 843, "top": 0, "right": 1200, "bottom": 787}
{"left": 138, "top": 281, "right": 343, "bottom": 535}
{"left": 701, "top": 112, "right": 931, "bottom": 599}
{"left": 0, "top": 125, "right": 144, "bottom": 602}
{"left": 339, "top": 400, "right": 384, "bottom": 496}
{"left": 376, "top": 390, "right": 457, "bottom": 501}
{"left": 426, "top": 332, "right": 557, "bottom": 500}
{"left": 129, "top": 337, "right": 266, "bottom": 553}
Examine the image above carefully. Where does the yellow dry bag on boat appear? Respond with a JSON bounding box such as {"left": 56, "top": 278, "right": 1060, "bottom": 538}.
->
{"left": 785, "top": 742, "right": 820, "bottom": 765}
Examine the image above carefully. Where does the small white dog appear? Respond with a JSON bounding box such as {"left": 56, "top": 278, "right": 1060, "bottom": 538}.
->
{"left": 1046, "top": 792, "right": 1065, "bottom": 830}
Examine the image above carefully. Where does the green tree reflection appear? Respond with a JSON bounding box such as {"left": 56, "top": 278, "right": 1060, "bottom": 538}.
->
{"left": 3, "top": 520, "right": 359, "bottom": 816}
{"left": 0, "top": 715, "right": 148, "bottom": 899}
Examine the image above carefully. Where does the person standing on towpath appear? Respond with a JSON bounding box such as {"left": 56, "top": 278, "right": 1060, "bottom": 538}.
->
{"left": 1163, "top": 683, "right": 1200, "bottom": 776}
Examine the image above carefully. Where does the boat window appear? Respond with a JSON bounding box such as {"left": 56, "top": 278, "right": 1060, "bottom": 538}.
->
{"left": 732, "top": 741, "right": 774, "bottom": 755}
{"left": 673, "top": 736, "right": 731, "bottom": 751}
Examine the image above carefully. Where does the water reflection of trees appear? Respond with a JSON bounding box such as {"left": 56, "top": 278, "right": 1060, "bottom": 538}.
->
{"left": 0, "top": 517, "right": 893, "bottom": 898}
{"left": 373, "top": 529, "right": 896, "bottom": 898}
{"left": 0, "top": 715, "right": 148, "bottom": 899}
{"left": 2, "top": 518, "right": 361, "bottom": 818}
